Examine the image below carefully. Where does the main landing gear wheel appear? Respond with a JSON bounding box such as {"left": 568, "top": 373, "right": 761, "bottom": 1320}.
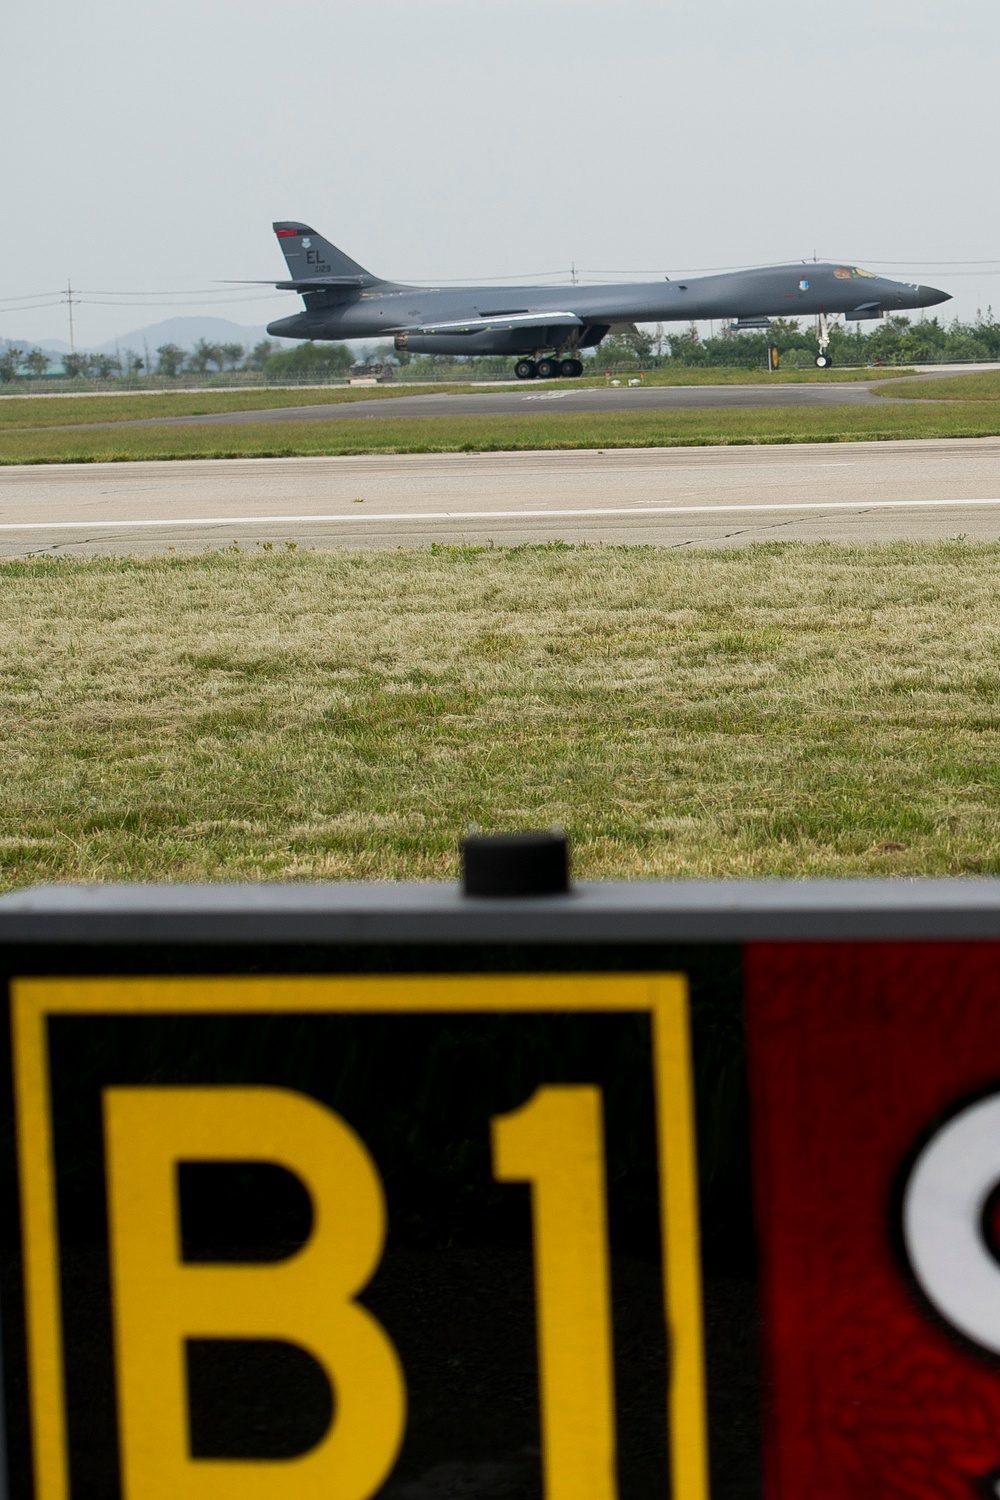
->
{"left": 559, "top": 358, "right": 584, "bottom": 377}
{"left": 514, "top": 359, "right": 538, "bottom": 380}
{"left": 536, "top": 358, "right": 558, "bottom": 379}
{"left": 815, "top": 353, "right": 833, "bottom": 368}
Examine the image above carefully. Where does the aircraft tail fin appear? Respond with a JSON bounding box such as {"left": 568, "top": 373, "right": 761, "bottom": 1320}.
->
{"left": 272, "top": 222, "right": 382, "bottom": 286}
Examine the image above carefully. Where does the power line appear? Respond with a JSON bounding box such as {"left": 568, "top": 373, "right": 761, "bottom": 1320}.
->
{"left": 0, "top": 301, "right": 67, "bottom": 315}
{"left": 80, "top": 285, "right": 283, "bottom": 296}
{"left": 77, "top": 294, "right": 287, "bottom": 307}
{"left": 0, "top": 286, "right": 288, "bottom": 308}
{"left": 405, "top": 269, "right": 574, "bottom": 283}
{"left": 895, "top": 269, "right": 1000, "bottom": 278}
{"left": 0, "top": 292, "right": 66, "bottom": 307}
{"left": 6, "top": 255, "right": 1000, "bottom": 302}
{"left": 6, "top": 260, "right": 1000, "bottom": 310}
{"left": 840, "top": 258, "right": 1000, "bottom": 267}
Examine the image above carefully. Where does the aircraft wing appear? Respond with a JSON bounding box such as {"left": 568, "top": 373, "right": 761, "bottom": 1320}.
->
{"left": 407, "top": 311, "right": 583, "bottom": 336}
{"left": 275, "top": 277, "right": 366, "bottom": 291}
{"left": 221, "top": 278, "right": 366, "bottom": 290}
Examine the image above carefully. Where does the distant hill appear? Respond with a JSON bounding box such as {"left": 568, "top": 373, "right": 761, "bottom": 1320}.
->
{"left": 2, "top": 316, "right": 293, "bottom": 363}
{"left": 1, "top": 336, "right": 70, "bottom": 361}
{"left": 92, "top": 317, "right": 293, "bottom": 357}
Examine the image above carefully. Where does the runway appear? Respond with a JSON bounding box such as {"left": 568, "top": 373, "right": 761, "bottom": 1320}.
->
{"left": 3, "top": 438, "right": 1000, "bottom": 553}
{"left": 39, "top": 378, "right": 904, "bottom": 433}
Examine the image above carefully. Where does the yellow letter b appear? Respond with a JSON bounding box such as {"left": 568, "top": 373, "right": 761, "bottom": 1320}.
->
{"left": 103, "top": 1086, "right": 406, "bottom": 1500}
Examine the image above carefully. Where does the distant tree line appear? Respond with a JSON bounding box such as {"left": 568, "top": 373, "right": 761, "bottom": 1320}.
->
{"left": 153, "top": 339, "right": 278, "bottom": 376}
{"left": 1, "top": 345, "right": 149, "bottom": 382}
{"left": 149, "top": 339, "right": 361, "bottom": 379}
{"left": 0, "top": 338, "right": 285, "bottom": 383}
{"left": 603, "top": 312, "right": 1000, "bottom": 369}
{"left": 257, "top": 342, "right": 354, "bottom": 379}
{"left": 0, "top": 345, "right": 54, "bottom": 382}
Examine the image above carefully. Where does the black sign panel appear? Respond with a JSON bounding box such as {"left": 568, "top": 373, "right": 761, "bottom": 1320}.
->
{"left": 2, "top": 957, "right": 723, "bottom": 1500}
{"left": 7, "top": 879, "right": 997, "bottom": 1500}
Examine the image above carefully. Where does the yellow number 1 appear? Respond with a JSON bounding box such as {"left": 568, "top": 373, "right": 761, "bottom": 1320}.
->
{"left": 492, "top": 1086, "right": 617, "bottom": 1500}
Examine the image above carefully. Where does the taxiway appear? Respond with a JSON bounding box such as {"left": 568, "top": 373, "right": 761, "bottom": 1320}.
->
{"left": 2, "top": 438, "right": 999, "bottom": 554}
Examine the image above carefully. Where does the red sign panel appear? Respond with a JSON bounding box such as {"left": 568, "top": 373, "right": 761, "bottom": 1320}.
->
{"left": 745, "top": 942, "right": 1000, "bottom": 1500}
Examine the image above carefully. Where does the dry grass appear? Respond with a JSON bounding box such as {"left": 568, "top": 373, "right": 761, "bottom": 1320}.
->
{"left": 0, "top": 383, "right": 486, "bottom": 429}
{"left": 877, "top": 370, "right": 1000, "bottom": 401}
{"left": 2, "top": 401, "right": 999, "bottom": 466}
{"left": 1, "top": 542, "right": 1000, "bottom": 889}
{"left": 582, "top": 367, "right": 912, "bottom": 386}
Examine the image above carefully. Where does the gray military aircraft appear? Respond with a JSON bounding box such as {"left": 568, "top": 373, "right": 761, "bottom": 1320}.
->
{"left": 263, "top": 221, "right": 950, "bottom": 376}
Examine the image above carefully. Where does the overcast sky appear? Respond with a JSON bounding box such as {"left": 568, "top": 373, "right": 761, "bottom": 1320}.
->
{"left": 3, "top": 0, "right": 998, "bottom": 347}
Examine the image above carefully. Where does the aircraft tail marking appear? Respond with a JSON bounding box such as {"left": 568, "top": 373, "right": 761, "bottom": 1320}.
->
{"left": 272, "top": 222, "right": 382, "bottom": 287}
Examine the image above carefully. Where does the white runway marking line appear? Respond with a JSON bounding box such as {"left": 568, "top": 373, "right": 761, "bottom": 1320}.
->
{"left": 2, "top": 497, "right": 1000, "bottom": 531}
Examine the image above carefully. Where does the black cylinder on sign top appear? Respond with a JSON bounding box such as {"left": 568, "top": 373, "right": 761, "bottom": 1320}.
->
{"left": 461, "top": 830, "right": 570, "bottom": 898}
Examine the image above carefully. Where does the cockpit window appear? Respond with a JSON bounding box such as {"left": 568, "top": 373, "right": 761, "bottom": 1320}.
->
{"left": 835, "top": 266, "right": 877, "bottom": 280}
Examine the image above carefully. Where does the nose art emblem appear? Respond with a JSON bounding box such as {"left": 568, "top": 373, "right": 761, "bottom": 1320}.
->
{"left": 799, "top": 279, "right": 809, "bottom": 290}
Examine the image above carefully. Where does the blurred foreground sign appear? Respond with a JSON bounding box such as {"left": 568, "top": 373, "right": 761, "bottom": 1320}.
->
{"left": 3, "top": 881, "right": 1000, "bottom": 1500}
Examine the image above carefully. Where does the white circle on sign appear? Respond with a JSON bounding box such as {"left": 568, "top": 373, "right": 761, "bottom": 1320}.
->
{"left": 903, "top": 1093, "right": 1000, "bottom": 1355}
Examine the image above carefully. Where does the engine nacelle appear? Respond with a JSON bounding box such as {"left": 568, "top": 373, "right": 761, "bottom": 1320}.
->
{"left": 394, "top": 324, "right": 591, "bottom": 358}
{"left": 394, "top": 332, "right": 513, "bottom": 357}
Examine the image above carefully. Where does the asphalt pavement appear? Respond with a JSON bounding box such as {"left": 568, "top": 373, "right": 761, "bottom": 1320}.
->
{"left": 2, "top": 438, "right": 1000, "bottom": 554}
{"left": 40, "top": 379, "right": 905, "bottom": 431}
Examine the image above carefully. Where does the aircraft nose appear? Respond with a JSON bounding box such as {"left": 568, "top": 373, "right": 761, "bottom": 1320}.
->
{"left": 916, "top": 284, "right": 951, "bottom": 308}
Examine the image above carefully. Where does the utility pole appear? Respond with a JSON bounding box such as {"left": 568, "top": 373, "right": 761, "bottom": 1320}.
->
{"left": 571, "top": 262, "right": 578, "bottom": 287}
{"left": 66, "top": 280, "right": 76, "bottom": 354}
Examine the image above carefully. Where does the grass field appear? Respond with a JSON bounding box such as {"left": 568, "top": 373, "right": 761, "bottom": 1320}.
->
{"left": 574, "top": 366, "right": 912, "bottom": 386}
{"left": 0, "top": 384, "right": 488, "bottom": 429}
{"left": 1, "top": 400, "right": 998, "bottom": 465}
{"left": 876, "top": 370, "right": 1000, "bottom": 401}
{"left": 2, "top": 541, "right": 1000, "bottom": 890}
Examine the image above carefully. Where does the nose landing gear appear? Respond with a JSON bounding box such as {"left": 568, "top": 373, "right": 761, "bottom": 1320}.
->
{"left": 814, "top": 311, "right": 836, "bottom": 369}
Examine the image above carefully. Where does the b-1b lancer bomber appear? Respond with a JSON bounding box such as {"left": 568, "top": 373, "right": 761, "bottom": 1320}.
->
{"left": 264, "top": 222, "right": 950, "bottom": 376}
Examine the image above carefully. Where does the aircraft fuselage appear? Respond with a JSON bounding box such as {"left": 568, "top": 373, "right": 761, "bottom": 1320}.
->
{"left": 263, "top": 224, "right": 949, "bottom": 359}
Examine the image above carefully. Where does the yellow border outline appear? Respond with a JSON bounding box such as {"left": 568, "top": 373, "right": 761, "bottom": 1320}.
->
{"left": 11, "top": 971, "right": 708, "bottom": 1500}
